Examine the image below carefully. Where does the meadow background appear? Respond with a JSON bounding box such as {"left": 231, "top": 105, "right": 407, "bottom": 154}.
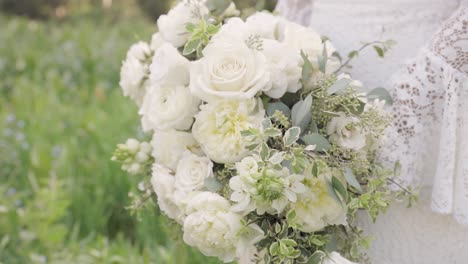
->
{"left": 0, "top": 0, "right": 273, "bottom": 263}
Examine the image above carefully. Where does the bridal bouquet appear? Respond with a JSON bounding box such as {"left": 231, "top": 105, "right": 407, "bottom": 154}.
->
{"left": 112, "top": 1, "right": 407, "bottom": 263}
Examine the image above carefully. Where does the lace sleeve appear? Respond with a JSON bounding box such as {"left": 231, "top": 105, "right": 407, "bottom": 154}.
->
{"left": 275, "top": 0, "right": 314, "bottom": 26}
{"left": 379, "top": 6, "right": 468, "bottom": 224}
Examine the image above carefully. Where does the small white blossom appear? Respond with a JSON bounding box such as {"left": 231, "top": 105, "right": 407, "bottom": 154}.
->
{"left": 327, "top": 113, "right": 367, "bottom": 151}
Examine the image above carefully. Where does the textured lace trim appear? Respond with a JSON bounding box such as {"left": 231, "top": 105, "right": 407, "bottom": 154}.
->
{"left": 379, "top": 7, "right": 468, "bottom": 225}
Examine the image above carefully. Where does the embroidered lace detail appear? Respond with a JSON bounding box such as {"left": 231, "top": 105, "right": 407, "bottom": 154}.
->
{"left": 379, "top": 7, "right": 468, "bottom": 224}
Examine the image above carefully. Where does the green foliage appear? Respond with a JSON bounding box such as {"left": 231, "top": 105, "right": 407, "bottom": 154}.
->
{"left": 0, "top": 14, "right": 221, "bottom": 264}
{"left": 184, "top": 19, "right": 221, "bottom": 58}
{"left": 0, "top": 0, "right": 68, "bottom": 19}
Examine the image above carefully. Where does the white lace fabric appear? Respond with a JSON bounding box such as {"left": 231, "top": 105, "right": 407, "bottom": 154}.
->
{"left": 380, "top": 6, "right": 468, "bottom": 224}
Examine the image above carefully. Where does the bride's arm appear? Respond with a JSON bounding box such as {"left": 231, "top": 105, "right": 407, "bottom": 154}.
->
{"left": 275, "top": 0, "right": 314, "bottom": 26}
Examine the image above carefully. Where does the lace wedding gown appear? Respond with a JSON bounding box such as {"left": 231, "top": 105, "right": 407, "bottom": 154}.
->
{"left": 276, "top": 0, "right": 468, "bottom": 263}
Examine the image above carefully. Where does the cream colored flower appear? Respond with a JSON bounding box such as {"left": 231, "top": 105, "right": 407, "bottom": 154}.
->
{"left": 119, "top": 41, "right": 152, "bottom": 106}
{"left": 175, "top": 151, "right": 214, "bottom": 192}
{"left": 189, "top": 37, "right": 271, "bottom": 102}
{"left": 150, "top": 164, "right": 184, "bottom": 223}
{"left": 289, "top": 164, "right": 347, "bottom": 232}
{"left": 183, "top": 192, "right": 262, "bottom": 263}
{"left": 150, "top": 130, "right": 200, "bottom": 170}
{"left": 327, "top": 113, "right": 367, "bottom": 151}
{"left": 139, "top": 82, "right": 199, "bottom": 132}
{"left": 192, "top": 99, "right": 265, "bottom": 163}
{"left": 157, "top": 1, "right": 209, "bottom": 48}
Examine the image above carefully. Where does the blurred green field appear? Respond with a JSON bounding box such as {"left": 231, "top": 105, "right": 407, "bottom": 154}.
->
{"left": 0, "top": 7, "right": 221, "bottom": 264}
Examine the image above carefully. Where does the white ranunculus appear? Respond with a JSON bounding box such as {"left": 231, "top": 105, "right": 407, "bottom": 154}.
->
{"left": 119, "top": 41, "right": 152, "bottom": 106}
{"left": 151, "top": 130, "right": 200, "bottom": 170}
{"left": 245, "top": 11, "right": 280, "bottom": 39}
{"left": 190, "top": 38, "right": 271, "bottom": 102}
{"left": 157, "top": 1, "right": 209, "bottom": 48}
{"left": 321, "top": 252, "right": 357, "bottom": 264}
{"left": 149, "top": 43, "right": 190, "bottom": 87}
{"left": 150, "top": 164, "right": 184, "bottom": 223}
{"left": 192, "top": 99, "right": 265, "bottom": 164}
{"left": 183, "top": 192, "right": 242, "bottom": 262}
{"left": 289, "top": 165, "right": 347, "bottom": 232}
{"left": 175, "top": 151, "right": 214, "bottom": 192}
{"left": 261, "top": 39, "right": 302, "bottom": 98}
{"left": 183, "top": 192, "right": 264, "bottom": 263}
{"left": 139, "top": 82, "right": 200, "bottom": 132}
{"left": 327, "top": 113, "right": 367, "bottom": 151}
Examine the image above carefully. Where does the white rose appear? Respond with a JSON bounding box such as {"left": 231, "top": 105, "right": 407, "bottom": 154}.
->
{"left": 190, "top": 38, "right": 271, "bottom": 102}
{"left": 150, "top": 130, "right": 200, "bottom": 170}
{"left": 149, "top": 43, "right": 190, "bottom": 87}
{"left": 139, "top": 82, "right": 200, "bottom": 132}
{"left": 157, "top": 1, "right": 209, "bottom": 48}
{"left": 192, "top": 99, "right": 265, "bottom": 164}
{"left": 327, "top": 113, "right": 366, "bottom": 151}
{"left": 175, "top": 151, "right": 214, "bottom": 192}
{"left": 321, "top": 252, "right": 357, "bottom": 264}
{"left": 261, "top": 39, "right": 302, "bottom": 98}
{"left": 183, "top": 192, "right": 242, "bottom": 262}
{"left": 119, "top": 41, "right": 152, "bottom": 106}
{"left": 245, "top": 12, "right": 280, "bottom": 39}
{"left": 289, "top": 165, "right": 347, "bottom": 232}
{"left": 183, "top": 192, "right": 264, "bottom": 263}
{"left": 150, "top": 164, "right": 184, "bottom": 223}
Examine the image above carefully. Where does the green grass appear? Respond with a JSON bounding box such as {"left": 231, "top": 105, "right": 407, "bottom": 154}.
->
{"left": 0, "top": 13, "right": 220, "bottom": 264}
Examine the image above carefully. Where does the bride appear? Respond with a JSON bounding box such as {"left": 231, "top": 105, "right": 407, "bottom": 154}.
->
{"left": 276, "top": 0, "right": 468, "bottom": 263}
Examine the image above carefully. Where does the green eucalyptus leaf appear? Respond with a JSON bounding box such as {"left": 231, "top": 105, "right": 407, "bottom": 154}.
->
{"left": 267, "top": 102, "right": 291, "bottom": 118}
{"left": 343, "top": 167, "right": 362, "bottom": 193}
{"left": 204, "top": 177, "right": 223, "bottom": 192}
{"left": 264, "top": 127, "right": 282, "bottom": 138}
{"left": 367, "top": 87, "right": 393, "bottom": 105}
{"left": 291, "top": 95, "right": 312, "bottom": 132}
{"left": 373, "top": 45, "right": 385, "bottom": 57}
{"left": 281, "top": 239, "right": 297, "bottom": 247}
{"left": 327, "top": 77, "right": 351, "bottom": 95}
{"left": 307, "top": 251, "right": 326, "bottom": 264}
{"left": 284, "top": 127, "right": 301, "bottom": 146}
{"left": 348, "top": 50, "right": 359, "bottom": 59}
{"left": 301, "top": 50, "right": 313, "bottom": 82}
{"left": 260, "top": 142, "right": 270, "bottom": 160}
{"left": 332, "top": 176, "right": 348, "bottom": 202}
{"left": 326, "top": 179, "right": 343, "bottom": 206}
{"left": 270, "top": 242, "right": 280, "bottom": 255}
{"left": 318, "top": 44, "right": 328, "bottom": 73}
{"left": 301, "top": 133, "right": 331, "bottom": 151}
{"left": 183, "top": 38, "right": 202, "bottom": 56}
{"left": 311, "top": 162, "right": 319, "bottom": 177}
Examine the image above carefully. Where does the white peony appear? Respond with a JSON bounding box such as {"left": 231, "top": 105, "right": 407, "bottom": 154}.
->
{"left": 321, "top": 252, "right": 357, "bottom": 264}
{"left": 261, "top": 39, "right": 302, "bottom": 98}
{"left": 183, "top": 192, "right": 241, "bottom": 262}
{"left": 139, "top": 82, "right": 200, "bottom": 132}
{"left": 327, "top": 113, "right": 367, "bottom": 151}
{"left": 149, "top": 43, "right": 190, "bottom": 87}
{"left": 289, "top": 164, "right": 347, "bottom": 232}
{"left": 150, "top": 130, "right": 200, "bottom": 170}
{"left": 245, "top": 11, "right": 280, "bottom": 39}
{"left": 174, "top": 151, "right": 214, "bottom": 192}
{"left": 119, "top": 41, "right": 152, "bottom": 106}
{"left": 150, "top": 164, "right": 184, "bottom": 223}
{"left": 157, "top": 1, "right": 209, "bottom": 48}
{"left": 190, "top": 37, "right": 271, "bottom": 102}
{"left": 192, "top": 99, "right": 265, "bottom": 164}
